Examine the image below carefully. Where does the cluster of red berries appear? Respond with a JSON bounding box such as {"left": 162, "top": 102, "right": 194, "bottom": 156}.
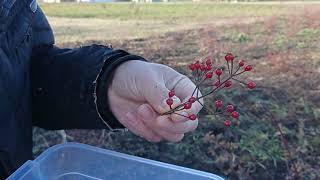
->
{"left": 165, "top": 90, "right": 198, "bottom": 121}
{"left": 215, "top": 100, "right": 239, "bottom": 127}
{"left": 164, "top": 53, "right": 256, "bottom": 127}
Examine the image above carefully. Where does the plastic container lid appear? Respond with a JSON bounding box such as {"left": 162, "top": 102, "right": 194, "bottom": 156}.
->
{"left": 8, "top": 142, "right": 224, "bottom": 180}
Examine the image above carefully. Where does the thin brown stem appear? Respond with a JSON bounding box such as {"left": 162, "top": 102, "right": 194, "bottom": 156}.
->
{"left": 173, "top": 112, "right": 189, "bottom": 118}
{"left": 232, "top": 78, "right": 246, "bottom": 85}
{"left": 276, "top": 123, "right": 299, "bottom": 178}
{"left": 197, "top": 76, "right": 232, "bottom": 99}
{"left": 234, "top": 65, "right": 241, "bottom": 74}
{"left": 234, "top": 70, "right": 246, "bottom": 76}
{"left": 197, "top": 99, "right": 204, "bottom": 107}
{"left": 191, "top": 86, "right": 198, "bottom": 97}
{"left": 196, "top": 86, "right": 199, "bottom": 98}
{"left": 231, "top": 61, "right": 234, "bottom": 75}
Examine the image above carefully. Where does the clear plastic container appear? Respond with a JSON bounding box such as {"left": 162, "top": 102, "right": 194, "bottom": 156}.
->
{"left": 8, "top": 142, "right": 224, "bottom": 180}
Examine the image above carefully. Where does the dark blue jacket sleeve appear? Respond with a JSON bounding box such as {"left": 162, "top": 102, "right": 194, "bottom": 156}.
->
{"left": 29, "top": 6, "right": 148, "bottom": 130}
{"left": 30, "top": 44, "right": 145, "bottom": 130}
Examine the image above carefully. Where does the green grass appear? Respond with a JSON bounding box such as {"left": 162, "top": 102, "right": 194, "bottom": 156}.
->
{"left": 41, "top": 2, "right": 295, "bottom": 43}
{"left": 40, "top": 3, "right": 288, "bottom": 21}
{"left": 297, "top": 28, "right": 320, "bottom": 38}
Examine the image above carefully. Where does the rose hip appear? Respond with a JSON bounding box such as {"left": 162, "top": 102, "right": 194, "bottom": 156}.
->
{"left": 244, "top": 65, "right": 253, "bottom": 71}
{"left": 206, "top": 65, "right": 212, "bottom": 71}
{"left": 200, "top": 64, "right": 206, "bottom": 71}
{"left": 189, "top": 64, "right": 196, "bottom": 71}
{"left": 205, "top": 72, "right": 213, "bottom": 79}
{"left": 226, "top": 105, "right": 234, "bottom": 113}
{"left": 189, "top": 114, "right": 197, "bottom": 121}
{"left": 214, "top": 81, "right": 221, "bottom": 86}
{"left": 168, "top": 90, "right": 175, "bottom": 98}
{"left": 231, "top": 111, "right": 239, "bottom": 119}
{"left": 224, "top": 120, "right": 231, "bottom": 127}
{"left": 215, "top": 69, "right": 222, "bottom": 76}
{"left": 184, "top": 102, "right": 192, "bottom": 110}
{"left": 166, "top": 98, "right": 173, "bottom": 106}
{"left": 239, "top": 60, "right": 245, "bottom": 67}
{"left": 195, "top": 62, "right": 201, "bottom": 69}
{"left": 215, "top": 100, "right": 223, "bottom": 108}
{"left": 225, "top": 53, "right": 235, "bottom": 61}
{"left": 188, "top": 97, "right": 196, "bottom": 103}
{"left": 247, "top": 81, "right": 256, "bottom": 89}
{"left": 224, "top": 80, "right": 232, "bottom": 88}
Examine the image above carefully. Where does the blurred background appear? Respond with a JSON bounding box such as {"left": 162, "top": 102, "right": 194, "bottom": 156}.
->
{"left": 33, "top": 1, "right": 320, "bottom": 179}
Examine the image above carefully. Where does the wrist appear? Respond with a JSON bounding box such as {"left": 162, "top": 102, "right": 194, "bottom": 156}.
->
{"left": 99, "top": 55, "right": 147, "bottom": 129}
{"left": 95, "top": 51, "right": 130, "bottom": 130}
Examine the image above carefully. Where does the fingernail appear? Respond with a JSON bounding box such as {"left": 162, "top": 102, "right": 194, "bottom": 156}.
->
{"left": 138, "top": 104, "right": 153, "bottom": 119}
{"left": 126, "top": 112, "right": 138, "bottom": 126}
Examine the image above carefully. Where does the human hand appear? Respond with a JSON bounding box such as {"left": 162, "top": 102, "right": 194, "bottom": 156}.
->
{"left": 108, "top": 60, "right": 203, "bottom": 142}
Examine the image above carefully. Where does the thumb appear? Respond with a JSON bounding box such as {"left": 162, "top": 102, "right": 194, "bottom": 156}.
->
{"left": 144, "top": 82, "right": 181, "bottom": 114}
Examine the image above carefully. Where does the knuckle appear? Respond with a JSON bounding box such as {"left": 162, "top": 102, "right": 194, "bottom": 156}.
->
{"left": 156, "top": 118, "right": 169, "bottom": 129}
{"left": 155, "top": 119, "right": 163, "bottom": 129}
{"left": 175, "top": 75, "right": 190, "bottom": 88}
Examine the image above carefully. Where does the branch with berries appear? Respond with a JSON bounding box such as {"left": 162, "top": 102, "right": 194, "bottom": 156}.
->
{"left": 163, "top": 53, "right": 256, "bottom": 127}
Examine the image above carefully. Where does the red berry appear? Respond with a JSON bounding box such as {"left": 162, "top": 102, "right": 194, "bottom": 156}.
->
{"left": 215, "top": 100, "right": 223, "bottom": 108}
{"left": 224, "top": 120, "right": 231, "bottom": 127}
{"left": 224, "top": 80, "right": 232, "bottom": 88}
{"left": 205, "top": 72, "right": 213, "bottom": 79}
{"left": 205, "top": 58, "right": 212, "bottom": 66}
{"left": 188, "top": 97, "right": 196, "bottom": 103}
{"left": 189, "top": 114, "right": 197, "bottom": 121}
{"left": 247, "top": 81, "right": 256, "bottom": 89}
{"left": 225, "top": 53, "right": 235, "bottom": 61}
{"left": 195, "top": 62, "right": 201, "bottom": 69}
{"left": 200, "top": 64, "right": 206, "bottom": 71}
{"left": 166, "top": 98, "right": 173, "bottom": 106}
{"left": 215, "top": 69, "right": 222, "bottom": 76}
{"left": 168, "top": 90, "right": 175, "bottom": 98}
{"left": 206, "top": 65, "right": 212, "bottom": 71}
{"left": 214, "top": 81, "right": 221, "bottom": 86}
{"left": 184, "top": 102, "right": 192, "bottom": 109}
{"left": 226, "top": 105, "right": 234, "bottom": 113}
{"left": 189, "top": 64, "right": 196, "bottom": 71}
{"left": 239, "top": 60, "right": 245, "bottom": 67}
{"left": 231, "top": 111, "right": 239, "bottom": 119}
{"left": 244, "top": 65, "right": 253, "bottom": 71}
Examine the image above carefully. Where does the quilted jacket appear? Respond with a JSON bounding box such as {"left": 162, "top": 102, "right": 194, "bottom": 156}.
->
{"left": 0, "top": 0, "right": 144, "bottom": 178}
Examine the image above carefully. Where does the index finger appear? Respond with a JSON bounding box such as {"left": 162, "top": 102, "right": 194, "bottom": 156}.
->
{"left": 170, "top": 77, "right": 203, "bottom": 123}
